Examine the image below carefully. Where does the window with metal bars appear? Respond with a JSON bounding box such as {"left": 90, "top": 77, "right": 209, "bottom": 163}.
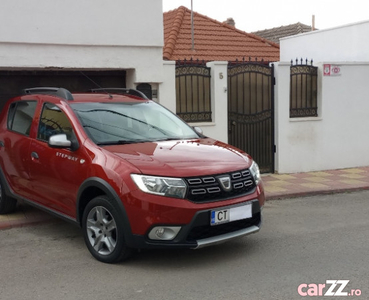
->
{"left": 290, "top": 59, "right": 318, "bottom": 118}
{"left": 175, "top": 59, "right": 212, "bottom": 122}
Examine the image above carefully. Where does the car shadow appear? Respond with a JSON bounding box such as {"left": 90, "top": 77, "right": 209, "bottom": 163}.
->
{"left": 124, "top": 235, "right": 262, "bottom": 269}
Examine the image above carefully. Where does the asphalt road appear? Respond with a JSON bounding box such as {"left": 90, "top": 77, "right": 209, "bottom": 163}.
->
{"left": 0, "top": 191, "right": 368, "bottom": 300}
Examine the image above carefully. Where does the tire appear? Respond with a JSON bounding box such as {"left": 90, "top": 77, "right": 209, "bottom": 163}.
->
{"left": 82, "top": 196, "right": 132, "bottom": 263}
{"left": 0, "top": 178, "right": 17, "bottom": 215}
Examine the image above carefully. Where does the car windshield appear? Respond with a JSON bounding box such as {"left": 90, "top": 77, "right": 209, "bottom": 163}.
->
{"left": 70, "top": 101, "right": 199, "bottom": 145}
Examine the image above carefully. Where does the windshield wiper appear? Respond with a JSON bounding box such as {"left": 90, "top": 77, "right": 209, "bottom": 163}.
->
{"left": 77, "top": 108, "right": 170, "bottom": 137}
{"left": 153, "top": 137, "right": 198, "bottom": 142}
{"left": 155, "top": 137, "right": 182, "bottom": 141}
{"left": 96, "top": 140, "right": 147, "bottom": 146}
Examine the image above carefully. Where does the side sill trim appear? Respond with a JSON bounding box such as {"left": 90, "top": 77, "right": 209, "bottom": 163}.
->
{"left": 194, "top": 225, "right": 260, "bottom": 249}
{"left": 21, "top": 198, "right": 78, "bottom": 226}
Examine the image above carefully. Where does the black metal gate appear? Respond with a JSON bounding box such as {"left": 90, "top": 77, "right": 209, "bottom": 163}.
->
{"left": 228, "top": 61, "right": 275, "bottom": 173}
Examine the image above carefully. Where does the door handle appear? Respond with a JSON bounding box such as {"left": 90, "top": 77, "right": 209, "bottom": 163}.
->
{"left": 31, "top": 152, "right": 39, "bottom": 159}
{"left": 0, "top": 141, "right": 4, "bottom": 147}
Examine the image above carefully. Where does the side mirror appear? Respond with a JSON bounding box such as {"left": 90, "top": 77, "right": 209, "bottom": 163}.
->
{"left": 193, "top": 126, "right": 204, "bottom": 135}
{"left": 49, "top": 134, "right": 79, "bottom": 151}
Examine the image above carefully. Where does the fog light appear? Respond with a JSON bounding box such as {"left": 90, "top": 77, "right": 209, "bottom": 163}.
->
{"left": 156, "top": 228, "right": 165, "bottom": 238}
{"left": 148, "top": 226, "right": 181, "bottom": 241}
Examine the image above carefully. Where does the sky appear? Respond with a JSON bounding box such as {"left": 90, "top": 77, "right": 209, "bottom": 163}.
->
{"left": 162, "top": 0, "right": 369, "bottom": 32}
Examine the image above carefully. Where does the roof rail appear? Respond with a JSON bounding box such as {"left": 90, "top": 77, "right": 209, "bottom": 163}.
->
{"left": 22, "top": 87, "right": 74, "bottom": 101}
{"left": 89, "top": 88, "right": 149, "bottom": 100}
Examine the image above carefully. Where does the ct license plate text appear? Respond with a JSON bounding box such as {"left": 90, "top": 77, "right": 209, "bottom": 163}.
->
{"left": 210, "top": 203, "right": 252, "bottom": 225}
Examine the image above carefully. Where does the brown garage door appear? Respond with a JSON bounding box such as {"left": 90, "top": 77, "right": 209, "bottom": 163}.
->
{"left": 0, "top": 70, "right": 126, "bottom": 111}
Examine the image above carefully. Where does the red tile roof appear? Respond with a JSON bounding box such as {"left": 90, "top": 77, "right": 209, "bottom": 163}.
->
{"left": 252, "top": 23, "right": 314, "bottom": 44}
{"left": 163, "top": 6, "right": 280, "bottom": 62}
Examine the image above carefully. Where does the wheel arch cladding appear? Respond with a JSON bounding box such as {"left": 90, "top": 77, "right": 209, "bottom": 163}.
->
{"left": 76, "top": 177, "right": 133, "bottom": 238}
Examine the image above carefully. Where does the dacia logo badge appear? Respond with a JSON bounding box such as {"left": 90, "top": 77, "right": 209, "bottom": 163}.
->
{"left": 218, "top": 176, "right": 232, "bottom": 191}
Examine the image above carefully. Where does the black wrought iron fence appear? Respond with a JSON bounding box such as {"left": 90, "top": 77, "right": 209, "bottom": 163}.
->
{"left": 175, "top": 59, "right": 211, "bottom": 122}
{"left": 290, "top": 58, "right": 318, "bottom": 118}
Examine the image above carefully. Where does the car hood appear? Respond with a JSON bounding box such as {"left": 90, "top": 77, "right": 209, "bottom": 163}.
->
{"left": 102, "top": 138, "right": 252, "bottom": 177}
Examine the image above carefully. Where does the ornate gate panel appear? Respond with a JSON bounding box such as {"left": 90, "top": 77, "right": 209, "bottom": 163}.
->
{"left": 228, "top": 61, "right": 275, "bottom": 173}
{"left": 175, "top": 60, "right": 211, "bottom": 122}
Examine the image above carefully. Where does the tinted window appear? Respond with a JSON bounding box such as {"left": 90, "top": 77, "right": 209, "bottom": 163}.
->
{"left": 38, "top": 103, "right": 74, "bottom": 141}
{"left": 7, "top": 101, "right": 37, "bottom": 136}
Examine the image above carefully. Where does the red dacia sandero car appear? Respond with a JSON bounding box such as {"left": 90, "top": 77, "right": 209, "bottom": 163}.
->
{"left": 0, "top": 87, "right": 265, "bottom": 263}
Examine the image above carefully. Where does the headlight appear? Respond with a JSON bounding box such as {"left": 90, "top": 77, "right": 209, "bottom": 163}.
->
{"left": 250, "top": 161, "right": 261, "bottom": 185}
{"left": 131, "top": 174, "right": 187, "bottom": 199}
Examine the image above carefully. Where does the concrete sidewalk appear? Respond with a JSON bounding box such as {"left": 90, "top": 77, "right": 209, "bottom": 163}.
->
{"left": 263, "top": 166, "right": 369, "bottom": 200}
{"left": 1, "top": 166, "right": 369, "bottom": 230}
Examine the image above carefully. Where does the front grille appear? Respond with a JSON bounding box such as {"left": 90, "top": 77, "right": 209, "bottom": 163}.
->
{"left": 186, "top": 213, "right": 261, "bottom": 242}
{"left": 184, "top": 169, "right": 256, "bottom": 203}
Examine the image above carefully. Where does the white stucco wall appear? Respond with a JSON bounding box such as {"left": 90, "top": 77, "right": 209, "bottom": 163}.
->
{"left": 0, "top": 0, "right": 163, "bottom": 47}
{"left": 274, "top": 62, "right": 369, "bottom": 173}
{"left": 280, "top": 20, "right": 369, "bottom": 62}
{"left": 0, "top": 0, "right": 164, "bottom": 83}
{"left": 275, "top": 20, "right": 369, "bottom": 173}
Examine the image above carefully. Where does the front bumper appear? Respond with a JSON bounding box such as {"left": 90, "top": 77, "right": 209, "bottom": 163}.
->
{"left": 126, "top": 199, "right": 262, "bottom": 249}
{"left": 196, "top": 225, "right": 260, "bottom": 249}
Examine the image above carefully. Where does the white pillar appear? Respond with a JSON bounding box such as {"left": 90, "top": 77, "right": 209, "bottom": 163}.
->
{"left": 203, "top": 61, "right": 228, "bottom": 143}
{"left": 158, "top": 61, "right": 176, "bottom": 113}
{"left": 273, "top": 62, "right": 290, "bottom": 173}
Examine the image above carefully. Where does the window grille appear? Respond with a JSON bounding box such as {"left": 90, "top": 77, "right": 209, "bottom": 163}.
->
{"left": 290, "top": 59, "right": 318, "bottom": 118}
{"left": 175, "top": 59, "right": 211, "bottom": 122}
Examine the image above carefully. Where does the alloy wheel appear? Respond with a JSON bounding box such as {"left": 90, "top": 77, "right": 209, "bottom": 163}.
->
{"left": 86, "top": 206, "right": 118, "bottom": 256}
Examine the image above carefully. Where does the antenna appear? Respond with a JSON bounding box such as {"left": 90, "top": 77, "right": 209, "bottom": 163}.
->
{"left": 79, "top": 71, "right": 113, "bottom": 99}
{"left": 191, "top": 0, "right": 194, "bottom": 50}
